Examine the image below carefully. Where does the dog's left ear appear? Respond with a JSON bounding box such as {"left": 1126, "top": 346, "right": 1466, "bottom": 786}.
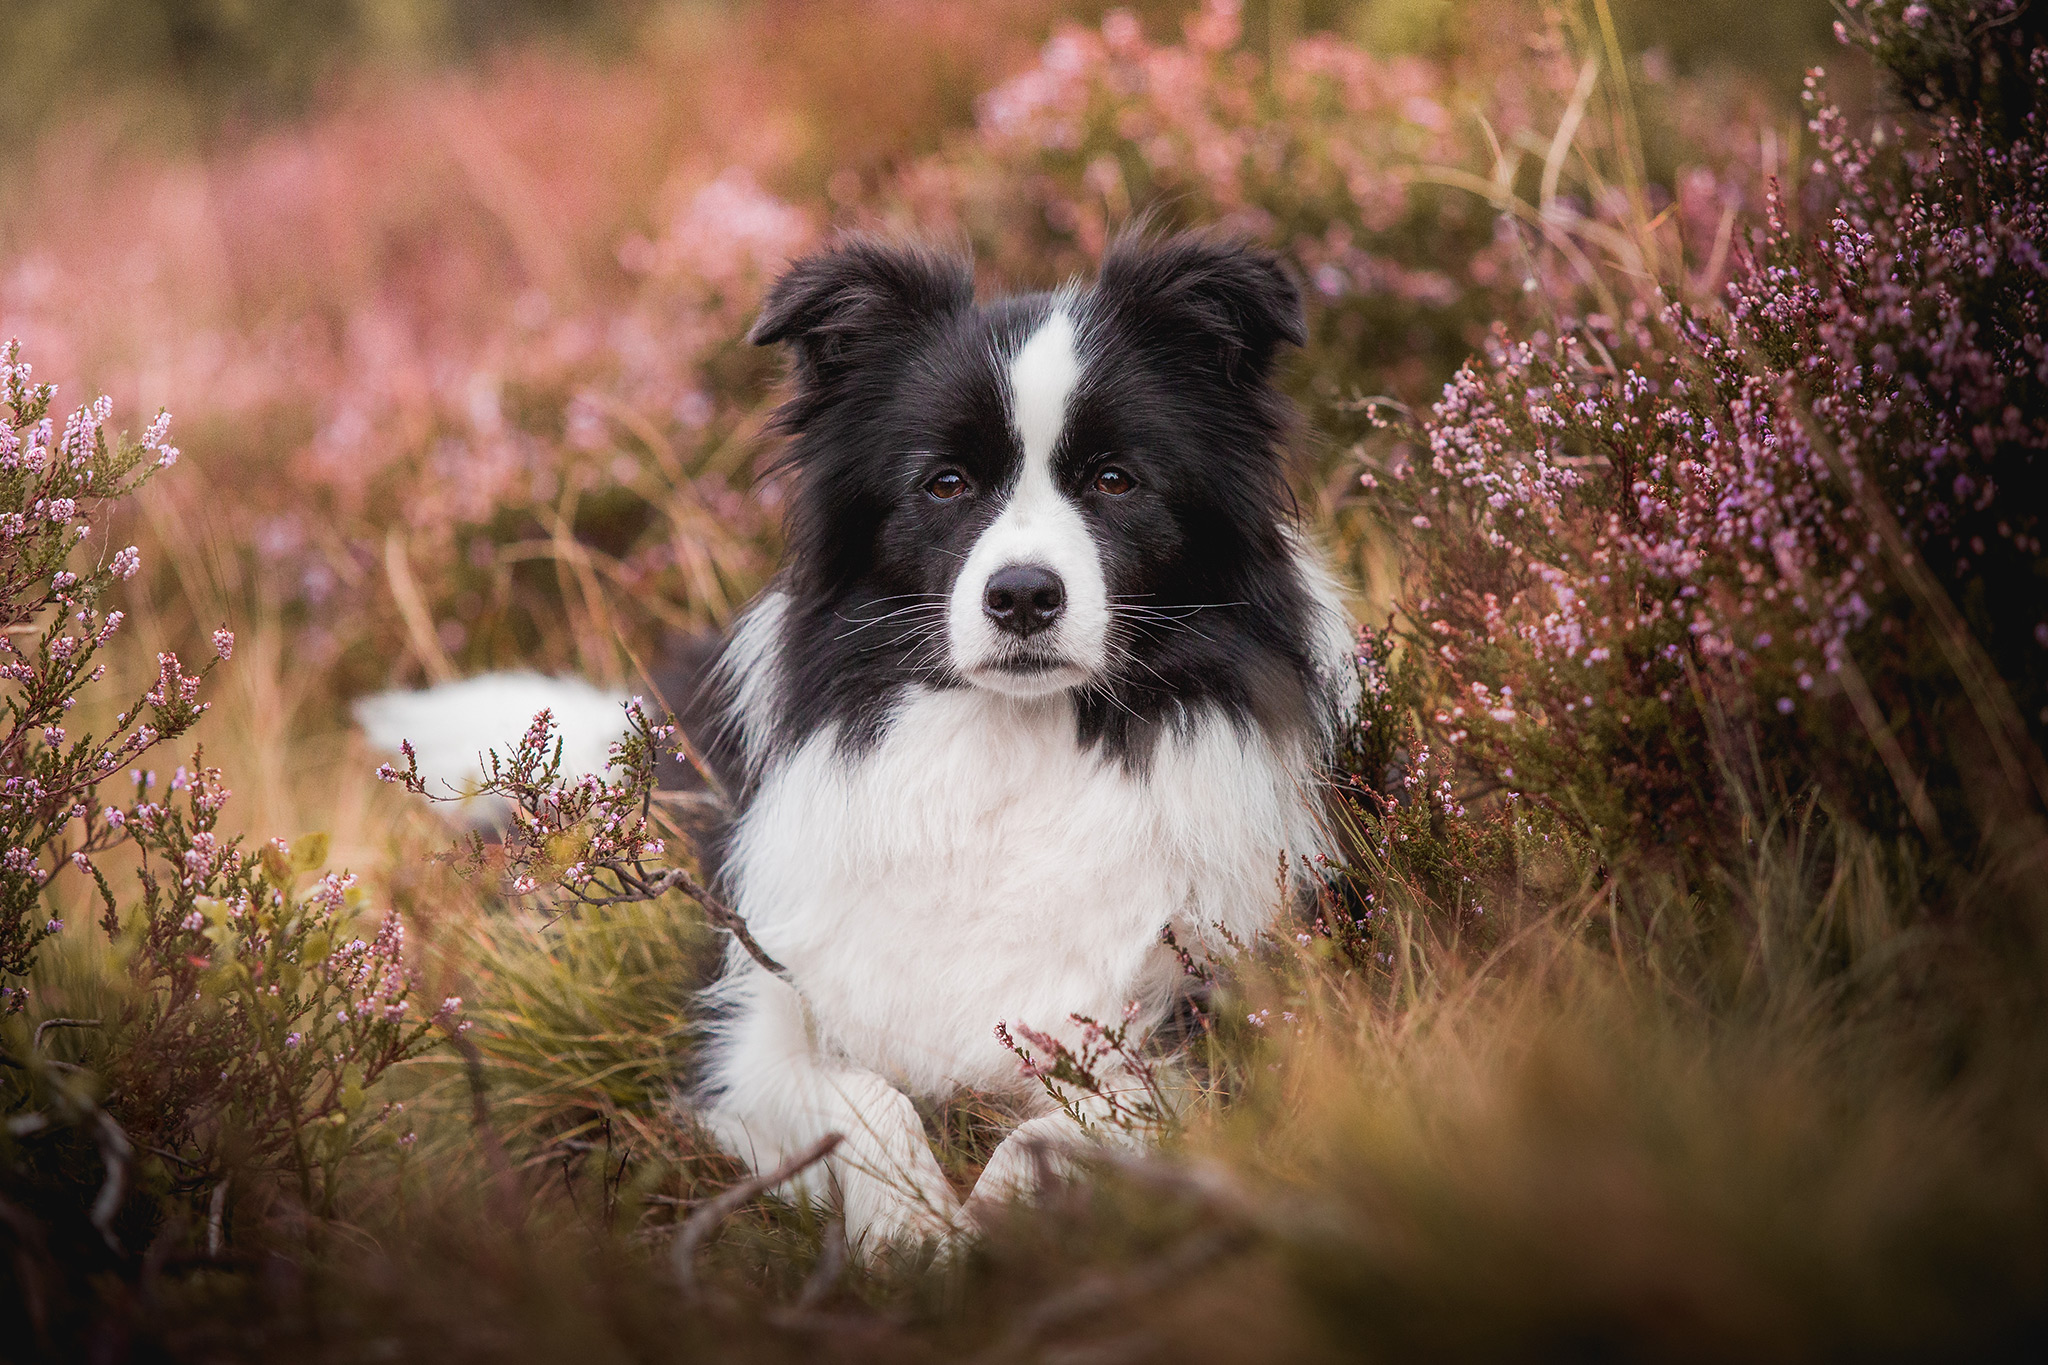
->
{"left": 749, "top": 238, "right": 974, "bottom": 399}
{"left": 1093, "top": 231, "right": 1306, "bottom": 384}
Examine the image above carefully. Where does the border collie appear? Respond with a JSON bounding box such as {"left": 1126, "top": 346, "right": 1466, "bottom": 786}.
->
{"left": 360, "top": 231, "right": 1357, "bottom": 1252}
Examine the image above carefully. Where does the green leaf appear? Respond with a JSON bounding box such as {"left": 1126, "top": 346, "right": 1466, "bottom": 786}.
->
{"left": 260, "top": 843, "right": 292, "bottom": 884}
{"left": 339, "top": 1061, "right": 365, "bottom": 1116}
{"left": 199, "top": 960, "right": 247, "bottom": 999}
{"left": 290, "top": 832, "right": 331, "bottom": 874}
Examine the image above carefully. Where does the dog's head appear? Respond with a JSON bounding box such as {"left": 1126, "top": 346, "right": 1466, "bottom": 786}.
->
{"left": 751, "top": 230, "right": 1312, "bottom": 733}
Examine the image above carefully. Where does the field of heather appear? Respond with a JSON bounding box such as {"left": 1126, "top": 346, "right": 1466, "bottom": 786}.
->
{"left": 3, "top": 1, "right": 2045, "bottom": 1360}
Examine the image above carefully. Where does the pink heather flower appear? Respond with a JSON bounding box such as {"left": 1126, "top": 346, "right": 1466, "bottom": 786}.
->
{"left": 438, "top": 996, "right": 462, "bottom": 1015}
{"left": 111, "top": 545, "right": 141, "bottom": 580}
{"left": 44, "top": 919, "right": 61, "bottom": 934}
{"left": 181, "top": 911, "right": 205, "bottom": 931}
{"left": 285, "top": 1032, "right": 302, "bottom": 1049}
{"left": 1101, "top": 7, "right": 1141, "bottom": 50}
{"left": 212, "top": 628, "right": 234, "bottom": 661}
{"left": 1777, "top": 698, "right": 1796, "bottom": 715}
{"left": 310, "top": 872, "right": 357, "bottom": 909}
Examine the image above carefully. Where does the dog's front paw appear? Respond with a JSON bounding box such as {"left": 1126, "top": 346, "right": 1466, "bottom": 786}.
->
{"left": 962, "top": 1113, "right": 1085, "bottom": 1226}
{"left": 838, "top": 1166, "right": 960, "bottom": 1259}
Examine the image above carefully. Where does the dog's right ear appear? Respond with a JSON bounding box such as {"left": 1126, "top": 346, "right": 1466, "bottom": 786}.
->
{"left": 750, "top": 239, "right": 974, "bottom": 396}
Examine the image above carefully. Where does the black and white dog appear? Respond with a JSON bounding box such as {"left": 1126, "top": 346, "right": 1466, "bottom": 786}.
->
{"left": 360, "top": 232, "right": 1357, "bottom": 1250}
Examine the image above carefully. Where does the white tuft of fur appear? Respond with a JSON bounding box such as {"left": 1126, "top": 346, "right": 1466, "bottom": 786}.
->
{"left": 353, "top": 672, "right": 630, "bottom": 820}
{"left": 1289, "top": 531, "right": 1364, "bottom": 730}
{"left": 715, "top": 591, "right": 789, "bottom": 775}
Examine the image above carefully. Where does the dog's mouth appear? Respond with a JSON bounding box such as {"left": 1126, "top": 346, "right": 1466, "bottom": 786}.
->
{"left": 990, "top": 655, "right": 1064, "bottom": 675}
{"left": 962, "top": 649, "right": 1089, "bottom": 695}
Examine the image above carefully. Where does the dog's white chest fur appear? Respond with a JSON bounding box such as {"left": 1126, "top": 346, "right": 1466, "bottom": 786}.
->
{"left": 726, "top": 684, "right": 1319, "bottom": 1097}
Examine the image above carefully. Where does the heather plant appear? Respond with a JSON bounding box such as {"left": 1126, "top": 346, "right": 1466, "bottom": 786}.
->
{"left": 0, "top": 349, "right": 446, "bottom": 1284}
{"left": 1369, "top": 2, "right": 2048, "bottom": 870}
{"left": 375, "top": 696, "right": 782, "bottom": 975}
{"left": 995, "top": 1008, "right": 1176, "bottom": 1139}
{"left": 0, "top": 341, "right": 198, "bottom": 998}
{"left": 77, "top": 772, "right": 454, "bottom": 1220}
{"left": 935, "top": 0, "right": 1522, "bottom": 409}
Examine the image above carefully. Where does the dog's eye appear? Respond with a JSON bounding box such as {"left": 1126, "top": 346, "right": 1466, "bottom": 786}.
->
{"left": 1093, "top": 467, "right": 1136, "bottom": 496}
{"left": 925, "top": 470, "right": 970, "bottom": 500}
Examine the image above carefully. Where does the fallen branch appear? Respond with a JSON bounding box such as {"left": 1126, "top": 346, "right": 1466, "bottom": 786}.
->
{"left": 32, "top": 1017, "right": 100, "bottom": 1054}
{"left": 206, "top": 1180, "right": 228, "bottom": 1257}
{"left": 87, "top": 1108, "right": 133, "bottom": 1252}
{"left": 578, "top": 863, "right": 786, "bottom": 977}
{"left": 671, "top": 1132, "right": 842, "bottom": 1301}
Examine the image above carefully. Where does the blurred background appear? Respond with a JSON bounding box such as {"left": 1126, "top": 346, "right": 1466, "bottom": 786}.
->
{"left": 0, "top": 0, "right": 1847, "bottom": 751}
{"left": 1, "top": 0, "right": 1839, "bottom": 143}
{"left": 0, "top": 0, "right": 1866, "bottom": 1165}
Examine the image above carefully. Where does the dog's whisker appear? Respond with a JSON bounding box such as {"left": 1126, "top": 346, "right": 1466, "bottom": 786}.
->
{"left": 1108, "top": 597, "right": 1249, "bottom": 611}
{"left": 835, "top": 604, "right": 952, "bottom": 639}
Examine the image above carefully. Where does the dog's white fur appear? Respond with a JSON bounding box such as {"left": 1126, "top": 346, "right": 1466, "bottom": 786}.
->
{"left": 353, "top": 671, "right": 628, "bottom": 822}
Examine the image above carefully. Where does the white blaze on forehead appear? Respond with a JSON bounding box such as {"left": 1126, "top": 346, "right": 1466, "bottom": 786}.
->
{"left": 944, "top": 306, "right": 1111, "bottom": 694}
{"left": 1007, "top": 307, "right": 1081, "bottom": 465}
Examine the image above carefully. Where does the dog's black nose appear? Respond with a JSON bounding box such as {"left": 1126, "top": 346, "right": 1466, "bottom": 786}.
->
{"left": 983, "top": 565, "right": 1065, "bottom": 637}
